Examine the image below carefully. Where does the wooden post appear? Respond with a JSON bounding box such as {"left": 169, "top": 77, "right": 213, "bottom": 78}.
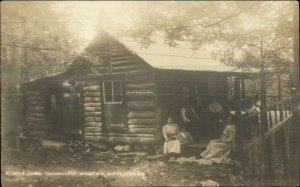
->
{"left": 282, "top": 124, "right": 290, "bottom": 180}
{"left": 277, "top": 75, "right": 283, "bottom": 121}
{"left": 241, "top": 78, "right": 245, "bottom": 99}
{"left": 260, "top": 72, "right": 272, "bottom": 184}
{"left": 288, "top": 3, "right": 299, "bottom": 185}
{"left": 234, "top": 74, "right": 242, "bottom": 151}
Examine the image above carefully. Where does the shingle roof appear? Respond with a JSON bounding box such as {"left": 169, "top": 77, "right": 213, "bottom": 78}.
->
{"left": 118, "top": 37, "right": 258, "bottom": 73}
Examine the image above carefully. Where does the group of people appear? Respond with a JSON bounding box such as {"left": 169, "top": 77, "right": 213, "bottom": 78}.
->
{"left": 162, "top": 115, "right": 236, "bottom": 164}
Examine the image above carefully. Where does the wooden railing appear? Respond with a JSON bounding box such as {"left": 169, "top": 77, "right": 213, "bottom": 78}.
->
{"left": 239, "top": 97, "right": 293, "bottom": 185}
{"left": 240, "top": 97, "right": 292, "bottom": 148}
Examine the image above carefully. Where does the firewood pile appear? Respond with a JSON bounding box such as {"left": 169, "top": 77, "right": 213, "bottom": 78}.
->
{"left": 43, "top": 141, "right": 147, "bottom": 165}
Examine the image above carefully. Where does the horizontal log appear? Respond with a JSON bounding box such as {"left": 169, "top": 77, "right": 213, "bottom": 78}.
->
{"left": 27, "top": 102, "right": 46, "bottom": 108}
{"left": 84, "top": 112, "right": 102, "bottom": 117}
{"left": 27, "top": 100, "right": 47, "bottom": 105}
{"left": 127, "top": 111, "right": 158, "bottom": 119}
{"left": 106, "top": 125, "right": 128, "bottom": 133}
{"left": 101, "top": 133, "right": 154, "bottom": 138}
{"left": 126, "top": 101, "right": 157, "bottom": 110}
{"left": 85, "top": 117, "right": 102, "bottom": 122}
{"left": 27, "top": 112, "right": 46, "bottom": 118}
{"left": 83, "top": 98, "right": 101, "bottom": 102}
{"left": 94, "top": 67, "right": 108, "bottom": 73}
{"left": 84, "top": 107, "right": 102, "bottom": 112}
{"left": 84, "top": 136, "right": 159, "bottom": 144}
{"left": 84, "top": 127, "right": 102, "bottom": 133}
{"left": 82, "top": 85, "right": 101, "bottom": 92}
{"left": 83, "top": 103, "right": 101, "bottom": 107}
{"left": 111, "top": 60, "right": 140, "bottom": 67}
{"left": 83, "top": 92, "right": 101, "bottom": 97}
{"left": 26, "top": 130, "right": 48, "bottom": 137}
{"left": 25, "top": 92, "right": 45, "bottom": 97}
{"left": 26, "top": 115, "right": 47, "bottom": 121}
{"left": 112, "top": 64, "right": 146, "bottom": 73}
{"left": 26, "top": 124, "right": 48, "bottom": 131}
{"left": 128, "top": 118, "right": 159, "bottom": 125}
{"left": 128, "top": 124, "right": 160, "bottom": 129}
{"left": 27, "top": 104, "right": 45, "bottom": 108}
{"left": 106, "top": 124, "right": 127, "bottom": 128}
{"left": 128, "top": 128, "right": 158, "bottom": 134}
{"left": 110, "top": 52, "right": 133, "bottom": 58}
{"left": 84, "top": 132, "right": 103, "bottom": 136}
{"left": 85, "top": 122, "right": 103, "bottom": 127}
{"left": 110, "top": 55, "right": 137, "bottom": 62}
{"left": 125, "top": 83, "right": 155, "bottom": 90}
{"left": 79, "top": 81, "right": 99, "bottom": 87}
{"left": 124, "top": 74, "right": 154, "bottom": 83}
{"left": 125, "top": 91, "right": 155, "bottom": 99}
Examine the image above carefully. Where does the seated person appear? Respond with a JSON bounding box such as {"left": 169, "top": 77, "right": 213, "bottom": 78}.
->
{"left": 199, "top": 115, "right": 236, "bottom": 164}
{"left": 162, "top": 118, "right": 181, "bottom": 156}
{"left": 178, "top": 127, "right": 194, "bottom": 145}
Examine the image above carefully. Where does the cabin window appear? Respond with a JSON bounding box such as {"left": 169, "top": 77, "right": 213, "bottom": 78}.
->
{"left": 103, "top": 81, "right": 123, "bottom": 104}
{"left": 50, "top": 95, "right": 57, "bottom": 109}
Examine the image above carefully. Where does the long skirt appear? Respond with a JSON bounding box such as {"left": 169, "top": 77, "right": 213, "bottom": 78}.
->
{"left": 163, "top": 140, "right": 181, "bottom": 154}
{"left": 200, "top": 139, "right": 232, "bottom": 163}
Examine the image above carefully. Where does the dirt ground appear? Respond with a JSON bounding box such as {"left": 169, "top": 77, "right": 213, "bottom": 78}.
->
{"left": 1, "top": 145, "right": 245, "bottom": 187}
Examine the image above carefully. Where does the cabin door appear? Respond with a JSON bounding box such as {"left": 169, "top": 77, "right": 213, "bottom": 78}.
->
{"left": 102, "top": 81, "right": 126, "bottom": 129}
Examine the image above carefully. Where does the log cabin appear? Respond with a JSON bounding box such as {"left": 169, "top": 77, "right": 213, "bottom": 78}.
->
{"left": 20, "top": 30, "right": 261, "bottom": 147}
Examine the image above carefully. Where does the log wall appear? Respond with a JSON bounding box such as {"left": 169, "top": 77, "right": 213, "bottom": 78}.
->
{"left": 24, "top": 91, "right": 49, "bottom": 137}
{"left": 80, "top": 82, "right": 103, "bottom": 143}
{"left": 123, "top": 75, "right": 162, "bottom": 144}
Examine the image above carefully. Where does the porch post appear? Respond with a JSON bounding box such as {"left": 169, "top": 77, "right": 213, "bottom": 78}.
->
{"left": 277, "top": 75, "right": 284, "bottom": 121}
{"left": 234, "top": 74, "right": 242, "bottom": 151}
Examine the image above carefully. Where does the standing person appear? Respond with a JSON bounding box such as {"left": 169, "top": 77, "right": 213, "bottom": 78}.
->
{"left": 162, "top": 118, "right": 181, "bottom": 157}
{"left": 180, "top": 102, "right": 200, "bottom": 139}
{"left": 199, "top": 115, "right": 236, "bottom": 165}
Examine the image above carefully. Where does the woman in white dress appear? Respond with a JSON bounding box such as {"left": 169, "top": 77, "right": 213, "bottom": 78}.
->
{"left": 162, "top": 118, "right": 181, "bottom": 156}
{"left": 200, "top": 115, "right": 236, "bottom": 164}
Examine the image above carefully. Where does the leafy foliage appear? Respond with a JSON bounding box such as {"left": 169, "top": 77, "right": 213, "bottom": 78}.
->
{"left": 1, "top": 2, "right": 80, "bottom": 83}
{"left": 123, "top": 1, "right": 295, "bottom": 72}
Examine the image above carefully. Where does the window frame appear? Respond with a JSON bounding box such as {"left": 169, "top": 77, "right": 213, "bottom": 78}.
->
{"left": 102, "top": 80, "right": 123, "bottom": 104}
